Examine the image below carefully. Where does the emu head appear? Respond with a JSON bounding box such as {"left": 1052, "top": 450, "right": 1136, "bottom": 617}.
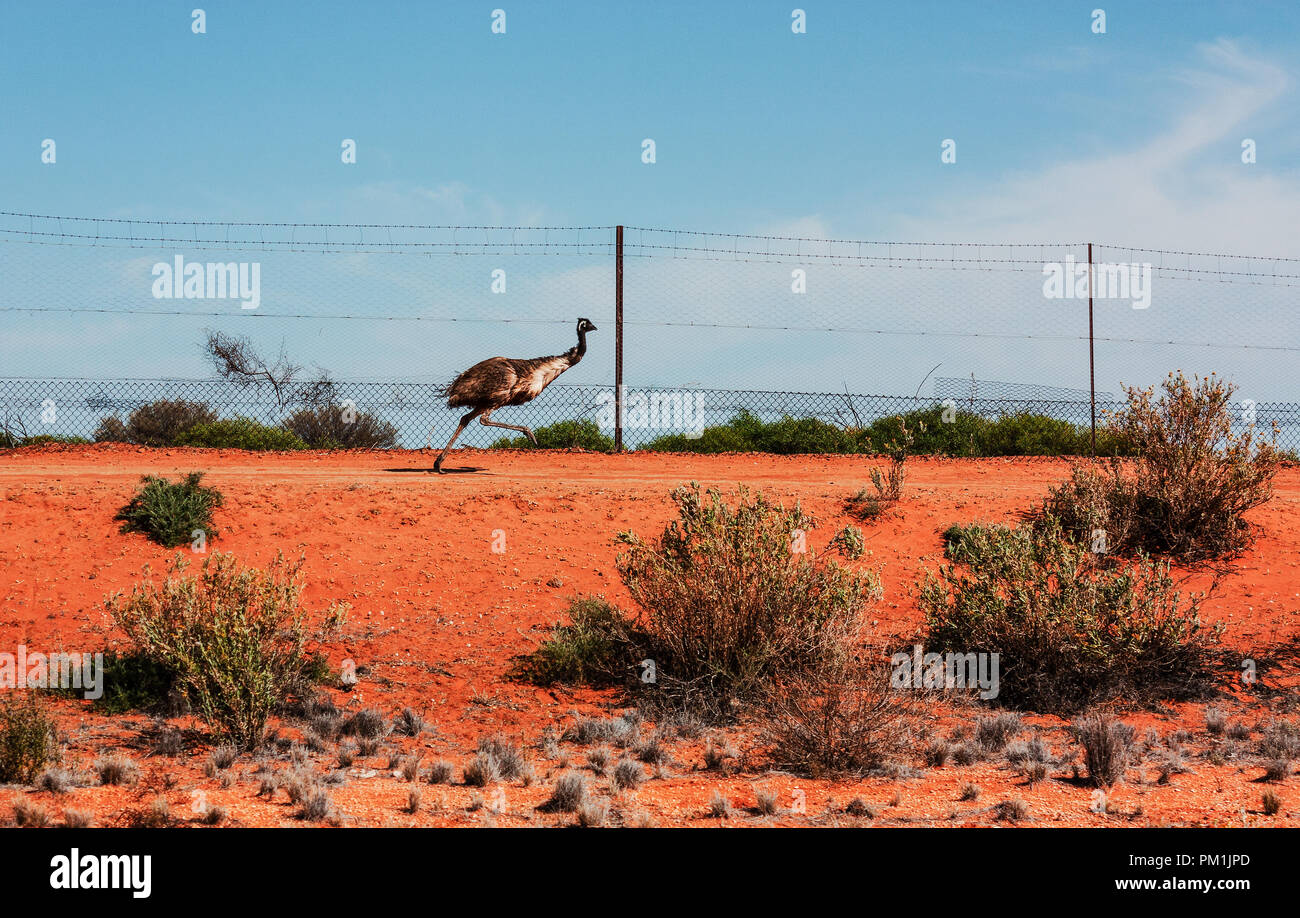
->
{"left": 577, "top": 317, "right": 597, "bottom": 333}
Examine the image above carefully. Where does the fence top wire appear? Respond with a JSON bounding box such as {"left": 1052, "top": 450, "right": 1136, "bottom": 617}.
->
{"left": 624, "top": 226, "right": 1300, "bottom": 262}
{"left": 623, "top": 225, "right": 1093, "bottom": 248}
{"left": 3, "top": 210, "right": 1296, "bottom": 277}
{"left": 0, "top": 307, "right": 586, "bottom": 325}
{"left": 0, "top": 210, "right": 614, "bottom": 232}
{"left": 0, "top": 211, "right": 616, "bottom": 256}
{"left": 619, "top": 227, "right": 1300, "bottom": 282}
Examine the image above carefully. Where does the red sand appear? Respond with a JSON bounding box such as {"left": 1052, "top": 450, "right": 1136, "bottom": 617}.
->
{"left": 0, "top": 444, "right": 1296, "bottom": 827}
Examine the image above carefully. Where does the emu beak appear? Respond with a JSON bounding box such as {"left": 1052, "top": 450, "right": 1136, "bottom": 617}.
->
{"left": 588, "top": 323, "right": 598, "bottom": 331}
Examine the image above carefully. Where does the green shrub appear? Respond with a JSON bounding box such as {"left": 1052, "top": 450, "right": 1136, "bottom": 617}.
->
{"left": 641, "top": 406, "right": 1117, "bottom": 457}
{"left": 829, "top": 525, "right": 866, "bottom": 560}
{"left": 95, "top": 399, "right": 216, "bottom": 446}
{"left": 490, "top": 419, "right": 615, "bottom": 452}
{"left": 642, "top": 410, "right": 866, "bottom": 454}
{"left": 0, "top": 694, "right": 60, "bottom": 783}
{"left": 115, "top": 471, "right": 223, "bottom": 549}
{"left": 615, "top": 483, "right": 880, "bottom": 715}
{"left": 920, "top": 517, "right": 1217, "bottom": 714}
{"left": 883, "top": 407, "right": 1128, "bottom": 457}
{"left": 1036, "top": 372, "right": 1279, "bottom": 561}
{"left": 981, "top": 412, "right": 1093, "bottom": 456}
{"left": 636, "top": 421, "right": 756, "bottom": 454}
{"left": 91, "top": 650, "right": 178, "bottom": 715}
{"left": 744, "top": 414, "right": 866, "bottom": 454}
{"left": 510, "top": 597, "right": 640, "bottom": 686}
{"left": 940, "top": 521, "right": 999, "bottom": 565}
{"left": 299, "top": 651, "right": 335, "bottom": 687}
{"left": 175, "top": 417, "right": 308, "bottom": 450}
{"left": 865, "top": 407, "right": 985, "bottom": 456}
{"left": 106, "top": 552, "right": 340, "bottom": 749}
{"left": 282, "top": 403, "right": 398, "bottom": 449}
{"left": 42, "top": 647, "right": 180, "bottom": 715}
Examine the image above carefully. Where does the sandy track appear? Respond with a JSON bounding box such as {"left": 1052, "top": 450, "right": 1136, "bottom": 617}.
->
{"left": 0, "top": 443, "right": 1082, "bottom": 492}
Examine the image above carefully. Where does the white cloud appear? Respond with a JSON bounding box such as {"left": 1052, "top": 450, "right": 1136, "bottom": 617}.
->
{"left": 890, "top": 39, "right": 1298, "bottom": 256}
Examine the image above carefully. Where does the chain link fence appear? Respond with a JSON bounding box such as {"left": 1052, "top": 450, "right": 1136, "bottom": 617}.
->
{"left": 2, "top": 212, "right": 1297, "bottom": 451}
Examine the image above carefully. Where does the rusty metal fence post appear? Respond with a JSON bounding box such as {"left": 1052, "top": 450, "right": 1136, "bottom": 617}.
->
{"left": 614, "top": 225, "right": 624, "bottom": 452}
{"left": 1088, "top": 241, "right": 1097, "bottom": 455}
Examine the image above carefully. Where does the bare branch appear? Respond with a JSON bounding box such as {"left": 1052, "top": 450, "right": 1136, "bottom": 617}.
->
{"left": 201, "top": 330, "right": 302, "bottom": 408}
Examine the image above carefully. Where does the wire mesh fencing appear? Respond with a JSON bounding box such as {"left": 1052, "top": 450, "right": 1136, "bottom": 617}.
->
{"left": 2, "top": 211, "right": 1298, "bottom": 451}
{"left": 0, "top": 377, "right": 615, "bottom": 449}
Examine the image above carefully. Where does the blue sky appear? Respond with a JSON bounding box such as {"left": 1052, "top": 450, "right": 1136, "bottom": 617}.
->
{"left": 3, "top": 0, "right": 1297, "bottom": 241}
{"left": 1, "top": 1, "right": 1298, "bottom": 434}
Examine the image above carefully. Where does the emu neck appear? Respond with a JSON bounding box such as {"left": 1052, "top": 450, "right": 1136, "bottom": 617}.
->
{"left": 568, "top": 328, "right": 587, "bottom": 364}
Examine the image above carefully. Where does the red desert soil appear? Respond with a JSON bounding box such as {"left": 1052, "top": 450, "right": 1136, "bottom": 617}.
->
{"left": 1, "top": 444, "right": 1297, "bottom": 827}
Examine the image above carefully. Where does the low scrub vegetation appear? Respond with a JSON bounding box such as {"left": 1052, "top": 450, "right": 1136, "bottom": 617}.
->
{"left": 64, "top": 393, "right": 1159, "bottom": 457}
{"left": 643, "top": 410, "right": 866, "bottom": 454}
{"left": 94, "top": 399, "right": 217, "bottom": 446}
{"left": 46, "top": 649, "right": 179, "bottom": 715}
{"left": 762, "top": 661, "right": 920, "bottom": 777}
{"left": 518, "top": 484, "right": 879, "bottom": 719}
{"left": 1035, "top": 372, "right": 1279, "bottom": 562}
{"left": 847, "top": 417, "right": 912, "bottom": 519}
{"left": 614, "top": 483, "right": 880, "bottom": 716}
{"left": 95, "top": 754, "right": 141, "bottom": 787}
{"left": 921, "top": 516, "right": 1218, "bottom": 714}
{"left": 115, "top": 471, "right": 223, "bottom": 548}
{"left": 639, "top": 407, "right": 1125, "bottom": 456}
{"left": 1075, "top": 714, "right": 1136, "bottom": 788}
{"left": 95, "top": 388, "right": 396, "bottom": 450}
{"left": 106, "top": 552, "right": 345, "bottom": 749}
{"left": 510, "top": 596, "right": 641, "bottom": 686}
{"left": 538, "top": 771, "right": 588, "bottom": 813}
{"left": 878, "top": 407, "right": 1128, "bottom": 456}
{"left": 174, "top": 417, "right": 309, "bottom": 450}
{"left": 0, "top": 694, "right": 60, "bottom": 784}
{"left": 282, "top": 403, "right": 398, "bottom": 449}
{"left": 490, "top": 419, "right": 615, "bottom": 452}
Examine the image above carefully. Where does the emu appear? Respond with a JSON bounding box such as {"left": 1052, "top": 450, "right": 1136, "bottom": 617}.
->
{"left": 430, "top": 317, "right": 597, "bottom": 473}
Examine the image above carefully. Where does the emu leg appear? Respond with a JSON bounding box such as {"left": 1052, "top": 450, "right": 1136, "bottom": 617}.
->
{"left": 479, "top": 410, "right": 537, "bottom": 445}
{"left": 433, "top": 408, "right": 484, "bottom": 473}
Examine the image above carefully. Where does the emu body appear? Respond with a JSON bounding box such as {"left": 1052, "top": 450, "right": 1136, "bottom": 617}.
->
{"left": 431, "top": 318, "right": 596, "bottom": 473}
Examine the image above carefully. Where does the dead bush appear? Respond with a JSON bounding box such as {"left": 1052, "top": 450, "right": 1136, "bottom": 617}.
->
{"left": 762, "top": 661, "right": 920, "bottom": 777}
{"left": 282, "top": 403, "right": 398, "bottom": 449}
{"left": 538, "top": 771, "right": 587, "bottom": 813}
{"left": 1075, "top": 714, "right": 1136, "bottom": 788}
